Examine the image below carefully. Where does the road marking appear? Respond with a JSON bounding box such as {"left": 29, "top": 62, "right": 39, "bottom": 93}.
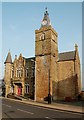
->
{"left": 17, "top": 108, "right": 34, "bottom": 115}
{"left": 31, "top": 105, "right": 83, "bottom": 115}
{"left": 3, "top": 98, "right": 83, "bottom": 116}
{"left": 3, "top": 104, "right": 11, "bottom": 108}
{"left": 45, "top": 117, "right": 55, "bottom": 120}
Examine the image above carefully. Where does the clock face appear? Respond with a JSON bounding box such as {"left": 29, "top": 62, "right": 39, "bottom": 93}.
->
{"left": 42, "top": 20, "right": 47, "bottom": 26}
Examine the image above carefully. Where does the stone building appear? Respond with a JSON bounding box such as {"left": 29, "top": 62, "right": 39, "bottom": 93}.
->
{"left": 4, "top": 52, "right": 35, "bottom": 99}
{"left": 4, "top": 9, "right": 81, "bottom": 101}
{"left": 35, "top": 8, "right": 81, "bottom": 101}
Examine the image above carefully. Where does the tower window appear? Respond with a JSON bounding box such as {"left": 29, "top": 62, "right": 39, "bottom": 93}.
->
{"left": 40, "top": 33, "right": 45, "bottom": 40}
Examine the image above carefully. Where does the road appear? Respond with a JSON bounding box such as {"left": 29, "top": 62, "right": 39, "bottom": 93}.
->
{"left": 2, "top": 98, "right": 83, "bottom": 119}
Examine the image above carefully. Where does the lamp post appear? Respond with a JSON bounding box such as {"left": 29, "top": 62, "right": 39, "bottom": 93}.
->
{"left": 48, "top": 68, "right": 51, "bottom": 104}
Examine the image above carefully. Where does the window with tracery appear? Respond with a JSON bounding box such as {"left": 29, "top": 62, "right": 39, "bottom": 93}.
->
{"left": 17, "top": 68, "right": 23, "bottom": 78}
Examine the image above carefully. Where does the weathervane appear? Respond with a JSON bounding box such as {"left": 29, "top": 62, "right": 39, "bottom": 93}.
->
{"left": 45, "top": 7, "right": 49, "bottom": 15}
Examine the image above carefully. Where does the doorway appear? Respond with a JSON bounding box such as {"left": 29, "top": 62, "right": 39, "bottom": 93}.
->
{"left": 18, "top": 86, "right": 22, "bottom": 96}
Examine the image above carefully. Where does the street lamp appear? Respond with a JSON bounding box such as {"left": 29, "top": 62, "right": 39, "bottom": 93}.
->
{"left": 48, "top": 68, "right": 51, "bottom": 104}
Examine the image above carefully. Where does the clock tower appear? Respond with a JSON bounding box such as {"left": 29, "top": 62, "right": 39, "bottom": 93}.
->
{"left": 35, "top": 8, "right": 58, "bottom": 101}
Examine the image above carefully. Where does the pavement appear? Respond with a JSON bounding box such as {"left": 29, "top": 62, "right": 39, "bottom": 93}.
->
{"left": 1, "top": 97, "right": 84, "bottom": 114}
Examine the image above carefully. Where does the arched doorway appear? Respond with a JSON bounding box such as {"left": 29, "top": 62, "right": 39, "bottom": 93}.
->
{"left": 18, "top": 86, "right": 22, "bottom": 96}
{"left": 14, "top": 83, "right": 22, "bottom": 96}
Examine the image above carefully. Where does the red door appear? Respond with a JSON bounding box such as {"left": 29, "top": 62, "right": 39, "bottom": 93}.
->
{"left": 18, "top": 87, "right": 21, "bottom": 96}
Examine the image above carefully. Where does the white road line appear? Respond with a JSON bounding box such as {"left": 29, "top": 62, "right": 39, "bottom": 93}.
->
{"left": 45, "top": 117, "right": 55, "bottom": 120}
{"left": 3, "top": 98, "right": 82, "bottom": 115}
{"left": 3, "top": 104, "right": 11, "bottom": 108}
{"left": 17, "top": 108, "right": 34, "bottom": 115}
{"left": 32, "top": 105, "right": 82, "bottom": 115}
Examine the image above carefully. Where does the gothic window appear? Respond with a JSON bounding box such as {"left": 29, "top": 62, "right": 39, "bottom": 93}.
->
{"left": 26, "top": 68, "right": 29, "bottom": 77}
{"left": 17, "top": 68, "right": 23, "bottom": 78}
{"left": 25, "top": 84, "right": 29, "bottom": 94}
{"left": 40, "top": 33, "right": 45, "bottom": 40}
{"left": 11, "top": 67, "right": 14, "bottom": 78}
{"left": 18, "top": 70, "right": 21, "bottom": 77}
{"left": 16, "top": 69, "right": 17, "bottom": 77}
{"left": 17, "top": 69, "right": 18, "bottom": 77}
{"left": 32, "top": 67, "right": 35, "bottom": 77}
{"left": 21, "top": 70, "right": 23, "bottom": 77}
{"left": 21, "top": 68, "right": 23, "bottom": 77}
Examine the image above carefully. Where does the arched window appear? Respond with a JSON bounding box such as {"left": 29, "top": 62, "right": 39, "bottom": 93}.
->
{"left": 32, "top": 67, "right": 35, "bottom": 77}
{"left": 26, "top": 68, "right": 29, "bottom": 77}
{"left": 25, "top": 84, "right": 29, "bottom": 94}
{"left": 40, "top": 33, "right": 45, "bottom": 40}
{"left": 17, "top": 68, "right": 23, "bottom": 78}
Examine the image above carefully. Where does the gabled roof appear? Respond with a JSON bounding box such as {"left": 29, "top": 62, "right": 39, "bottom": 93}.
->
{"left": 5, "top": 51, "right": 12, "bottom": 64}
{"left": 59, "top": 51, "right": 75, "bottom": 61}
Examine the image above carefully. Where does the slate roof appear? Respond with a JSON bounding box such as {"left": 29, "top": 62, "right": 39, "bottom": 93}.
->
{"left": 24, "top": 57, "right": 35, "bottom": 68}
{"left": 5, "top": 51, "right": 12, "bottom": 63}
{"left": 24, "top": 51, "right": 75, "bottom": 63}
{"left": 59, "top": 51, "right": 76, "bottom": 61}
{"left": 24, "top": 57, "right": 35, "bottom": 62}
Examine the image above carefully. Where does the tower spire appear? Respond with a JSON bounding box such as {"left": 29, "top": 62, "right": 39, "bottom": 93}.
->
{"left": 4, "top": 51, "right": 12, "bottom": 64}
{"left": 41, "top": 8, "right": 51, "bottom": 27}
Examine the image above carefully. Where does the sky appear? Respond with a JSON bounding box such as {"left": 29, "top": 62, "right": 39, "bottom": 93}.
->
{"left": 0, "top": 2, "right": 2, "bottom": 81}
{"left": 82, "top": 2, "right": 84, "bottom": 90}
{"left": 0, "top": 2, "right": 83, "bottom": 88}
{"left": 1, "top": 0, "right": 83, "bottom": 2}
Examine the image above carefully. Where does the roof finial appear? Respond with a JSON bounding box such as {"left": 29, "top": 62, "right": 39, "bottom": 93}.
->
{"left": 75, "top": 44, "right": 78, "bottom": 51}
{"left": 45, "top": 7, "right": 49, "bottom": 16}
{"left": 5, "top": 50, "right": 12, "bottom": 64}
{"left": 15, "top": 55, "right": 17, "bottom": 59}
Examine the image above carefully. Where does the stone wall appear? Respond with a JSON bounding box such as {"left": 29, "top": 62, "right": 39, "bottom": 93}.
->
{"left": 35, "top": 55, "right": 50, "bottom": 101}
{"left": 57, "top": 60, "right": 78, "bottom": 100}
{"left": 4, "top": 63, "right": 12, "bottom": 97}
{"left": 35, "top": 26, "right": 58, "bottom": 101}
